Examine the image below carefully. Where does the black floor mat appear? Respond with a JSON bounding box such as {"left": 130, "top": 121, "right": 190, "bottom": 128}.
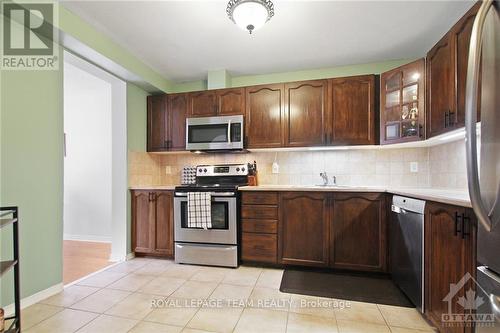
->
{"left": 280, "top": 269, "right": 414, "bottom": 308}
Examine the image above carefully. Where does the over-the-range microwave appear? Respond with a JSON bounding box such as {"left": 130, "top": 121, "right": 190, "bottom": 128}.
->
{"left": 186, "top": 115, "right": 244, "bottom": 151}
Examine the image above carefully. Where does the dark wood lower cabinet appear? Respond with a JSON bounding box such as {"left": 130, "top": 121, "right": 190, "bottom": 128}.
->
{"left": 330, "top": 193, "right": 387, "bottom": 272}
{"left": 424, "top": 202, "right": 476, "bottom": 333}
{"left": 131, "top": 190, "right": 174, "bottom": 258}
{"left": 279, "top": 192, "right": 329, "bottom": 267}
{"left": 241, "top": 192, "right": 279, "bottom": 264}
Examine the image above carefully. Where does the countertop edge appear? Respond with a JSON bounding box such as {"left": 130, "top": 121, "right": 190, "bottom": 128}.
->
{"left": 128, "top": 185, "right": 472, "bottom": 208}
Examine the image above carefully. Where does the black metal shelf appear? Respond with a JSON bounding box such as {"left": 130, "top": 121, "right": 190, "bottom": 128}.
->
{"left": 0, "top": 218, "right": 17, "bottom": 229}
{"left": 0, "top": 207, "right": 20, "bottom": 332}
{"left": 0, "top": 260, "right": 17, "bottom": 277}
{"left": 0, "top": 210, "right": 14, "bottom": 218}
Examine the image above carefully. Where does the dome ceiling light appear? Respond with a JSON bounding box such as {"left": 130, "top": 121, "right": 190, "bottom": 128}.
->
{"left": 226, "top": 0, "right": 275, "bottom": 34}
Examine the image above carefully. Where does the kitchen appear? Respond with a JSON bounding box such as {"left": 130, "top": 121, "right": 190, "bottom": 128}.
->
{"left": 1, "top": 1, "right": 499, "bottom": 333}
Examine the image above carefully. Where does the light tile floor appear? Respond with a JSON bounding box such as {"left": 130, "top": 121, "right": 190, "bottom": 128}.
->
{"left": 22, "top": 258, "right": 436, "bottom": 333}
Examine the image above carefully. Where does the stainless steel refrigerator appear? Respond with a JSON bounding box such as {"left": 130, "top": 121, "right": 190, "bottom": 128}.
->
{"left": 465, "top": 1, "right": 500, "bottom": 331}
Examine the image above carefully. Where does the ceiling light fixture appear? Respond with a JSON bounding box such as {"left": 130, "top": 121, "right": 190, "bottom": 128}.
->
{"left": 226, "top": 0, "right": 274, "bottom": 34}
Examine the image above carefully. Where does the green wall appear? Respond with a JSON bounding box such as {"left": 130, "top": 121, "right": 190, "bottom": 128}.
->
{"left": 126, "top": 83, "right": 148, "bottom": 253}
{"left": 0, "top": 53, "right": 64, "bottom": 305}
{"left": 169, "top": 59, "right": 415, "bottom": 93}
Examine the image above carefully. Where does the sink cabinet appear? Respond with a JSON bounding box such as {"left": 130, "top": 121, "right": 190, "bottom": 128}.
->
{"left": 330, "top": 193, "right": 387, "bottom": 272}
{"left": 279, "top": 192, "right": 330, "bottom": 267}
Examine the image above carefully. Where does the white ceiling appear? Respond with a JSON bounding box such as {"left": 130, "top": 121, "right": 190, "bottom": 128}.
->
{"left": 61, "top": 0, "right": 475, "bottom": 83}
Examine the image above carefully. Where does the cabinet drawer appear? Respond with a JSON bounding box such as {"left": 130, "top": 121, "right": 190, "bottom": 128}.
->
{"left": 242, "top": 192, "right": 278, "bottom": 205}
{"left": 241, "top": 205, "right": 278, "bottom": 219}
{"left": 242, "top": 233, "right": 277, "bottom": 263}
{"left": 242, "top": 219, "right": 277, "bottom": 234}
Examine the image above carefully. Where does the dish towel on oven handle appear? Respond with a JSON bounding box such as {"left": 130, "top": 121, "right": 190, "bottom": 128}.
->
{"left": 187, "top": 192, "right": 212, "bottom": 229}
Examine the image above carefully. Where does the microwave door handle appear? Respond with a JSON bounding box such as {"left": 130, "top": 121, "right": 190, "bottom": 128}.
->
{"left": 227, "top": 120, "right": 231, "bottom": 143}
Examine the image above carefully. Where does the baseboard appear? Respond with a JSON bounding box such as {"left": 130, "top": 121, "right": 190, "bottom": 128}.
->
{"left": 63, "top": 234, "right": 112, "bottom": 243}
{"left": 126, "top": 252, "right": 135, "bottom": 260}
{"left": 3, "top": 283, "right": 63, "bottom": 316}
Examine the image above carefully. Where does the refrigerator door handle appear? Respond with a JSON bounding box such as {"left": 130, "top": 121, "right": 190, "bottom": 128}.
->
{"left": 491, "top": 293, "right": 500, "bottom": 317}
{"left": 465, "top": 0, "right": 497, "bottom": 233}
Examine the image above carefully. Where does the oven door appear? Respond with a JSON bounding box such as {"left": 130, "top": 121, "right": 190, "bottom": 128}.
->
{"left": 174, "top": 193, "right": 237, "bottom": 245}
{"left": 186, "top": 115, "right": 243, "bottom": 151}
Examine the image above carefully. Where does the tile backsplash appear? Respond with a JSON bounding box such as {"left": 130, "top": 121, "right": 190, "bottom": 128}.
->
{"left": 129, "top": 139, "right": 468, "bottom": 190}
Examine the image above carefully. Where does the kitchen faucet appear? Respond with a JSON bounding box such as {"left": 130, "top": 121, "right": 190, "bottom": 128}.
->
{"left": 320, "top": 172, "right": 328, "bottom": 185}
{"left": 320, "top": 172, "right": 337, "bottom": 186}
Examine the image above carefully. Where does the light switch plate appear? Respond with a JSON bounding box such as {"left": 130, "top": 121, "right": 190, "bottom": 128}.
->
{"left": 165, "top": 166, "right": 172, "bottom": 175}
{"left": 410, "top": 162, "right": 418, "bottom": 173}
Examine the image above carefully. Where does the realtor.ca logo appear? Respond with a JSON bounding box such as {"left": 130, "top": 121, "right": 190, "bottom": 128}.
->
{"left": 442, "top": 272, "right": 497, "bottom": 329}
{"left": 1, "top": 1, "right": 59, "bottom": 70}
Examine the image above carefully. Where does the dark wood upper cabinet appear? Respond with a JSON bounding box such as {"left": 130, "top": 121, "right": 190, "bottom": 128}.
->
{"left": 329, "top": 75, "right": 376, "bottom": 145}
{"left": 245, "top": 84, "right": 284, "bottom": 148}
{"left": 279, "top": 192, "right": 329, "bottom": 267}
{"left": 188, "top": 90, "right": 218, "bottom": 117}
{"left": 217, "top": 88, "right": 245, "bottom": 116}
{"left": 131, "top": 190, "right": 174, "bottom": 258}
{"left": 452, "top": 2, "right": 481, "bottom": 127}
{"left": 284, "top": 80, "right": 329, "bottom": 147}
{"left": 427, "top": 34, "right": 454, "bottom": 138}
{"left": 426, "top": 2, "right": 480, "bottom": 138}
{"left": 425, "top": 202, "right": 475, "bottom": 333}
{"left": 147, "top": 95, "right": 168, "bottom": 151}
{"left": 330, "top": 193, "right": 387, "bottom": 272}
{"left": 380, "top": 59, "right": 425, "bottom": 144}
{"left": 167, "top": 93, "right": 188, "bottom": 151}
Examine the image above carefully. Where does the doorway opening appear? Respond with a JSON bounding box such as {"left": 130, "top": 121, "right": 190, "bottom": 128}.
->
{"left": 63, "top": 51, "right": 127, "bottom": 285}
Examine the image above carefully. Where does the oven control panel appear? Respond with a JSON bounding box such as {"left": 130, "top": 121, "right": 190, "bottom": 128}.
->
{"left": 196, "top": 164, "right": 249, "bottom": 177}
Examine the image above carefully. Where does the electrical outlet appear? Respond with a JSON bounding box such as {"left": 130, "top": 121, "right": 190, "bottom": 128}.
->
{"left": 272, "top": 162, "right": 280, "bottom": 174}
{"left": 410, "top": 162, "right": 418, "bottom": 173}
{"left": 165, "top": 166, "right": 172, "bottom": 175}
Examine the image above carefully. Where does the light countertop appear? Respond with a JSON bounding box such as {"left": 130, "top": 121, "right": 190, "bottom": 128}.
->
{"left": 239, "top": 185, "right": 471, "bottom": 207}
{"left": 129, "top": 185, "right": 177, "bottom": 191}
{"left": 129, "top": 184, "right": 471, "bottom": 207}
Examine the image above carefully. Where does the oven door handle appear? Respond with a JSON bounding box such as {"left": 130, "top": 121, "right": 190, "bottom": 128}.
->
{"left": 175, "top": 192, "right": 236, "bottom": 197}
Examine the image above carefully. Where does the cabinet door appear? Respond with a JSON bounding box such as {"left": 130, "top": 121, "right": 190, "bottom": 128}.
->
{"left": 426, "top": 35, "right": 455, "bottom": 138}
{"left": 167, "top": 93, "right": 188, "bottom": 150}
{"left": 188, "top": 91, "right": 217, "bottom": 117}
{"left": 132, "top": 191, "right": 153, "bottom": 254}
{"left": 284, "top": 80, "right": 328, "bottom": 147}
{"left": 147, "top": 95, "right": 168, "bottom": 151}
{"left": 330, "top": 193, "right": 387, "bottom": 272}
{"left": 217, "top": 88, "right": 245, "bottom": 116}
{"left": 153, "top": 191, "right": 174, "bottom": 257}
{"left": 380, "top": 59, "right": 425, "bottom": 144}
{"left": 425, "top": 202, "right": 475, "bottom": 333}
{"left": 279, "top": 192, "right": 329, "bottom": 267}
{"left": 330, "top": 75, "right": 376, "bottom": 145}
{"left": 245, "top": 84, "right": 284, "bottom": 148}
{"left": 452, "top": 2, "right": 481, "bottom": 127}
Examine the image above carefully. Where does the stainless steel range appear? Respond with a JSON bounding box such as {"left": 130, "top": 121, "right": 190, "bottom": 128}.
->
{"left": 174, "top": 164, "right": 249, "bottom": 267}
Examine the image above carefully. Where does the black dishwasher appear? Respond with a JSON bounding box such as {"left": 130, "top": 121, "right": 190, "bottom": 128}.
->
{"left": 390, "top": 195, "right": 426, "bottom": 312}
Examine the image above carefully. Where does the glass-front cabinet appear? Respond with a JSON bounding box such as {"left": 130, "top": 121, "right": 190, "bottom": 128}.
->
{"left": 380, "top": 59, "right": 425, "bottom": 144}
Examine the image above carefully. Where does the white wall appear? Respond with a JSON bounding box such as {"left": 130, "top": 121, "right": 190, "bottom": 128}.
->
{"left": 64, "top": 61, "right": 113, "bottom": 242}
{"left": 64, "top": 51, "right": 128, "bottom": 261}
